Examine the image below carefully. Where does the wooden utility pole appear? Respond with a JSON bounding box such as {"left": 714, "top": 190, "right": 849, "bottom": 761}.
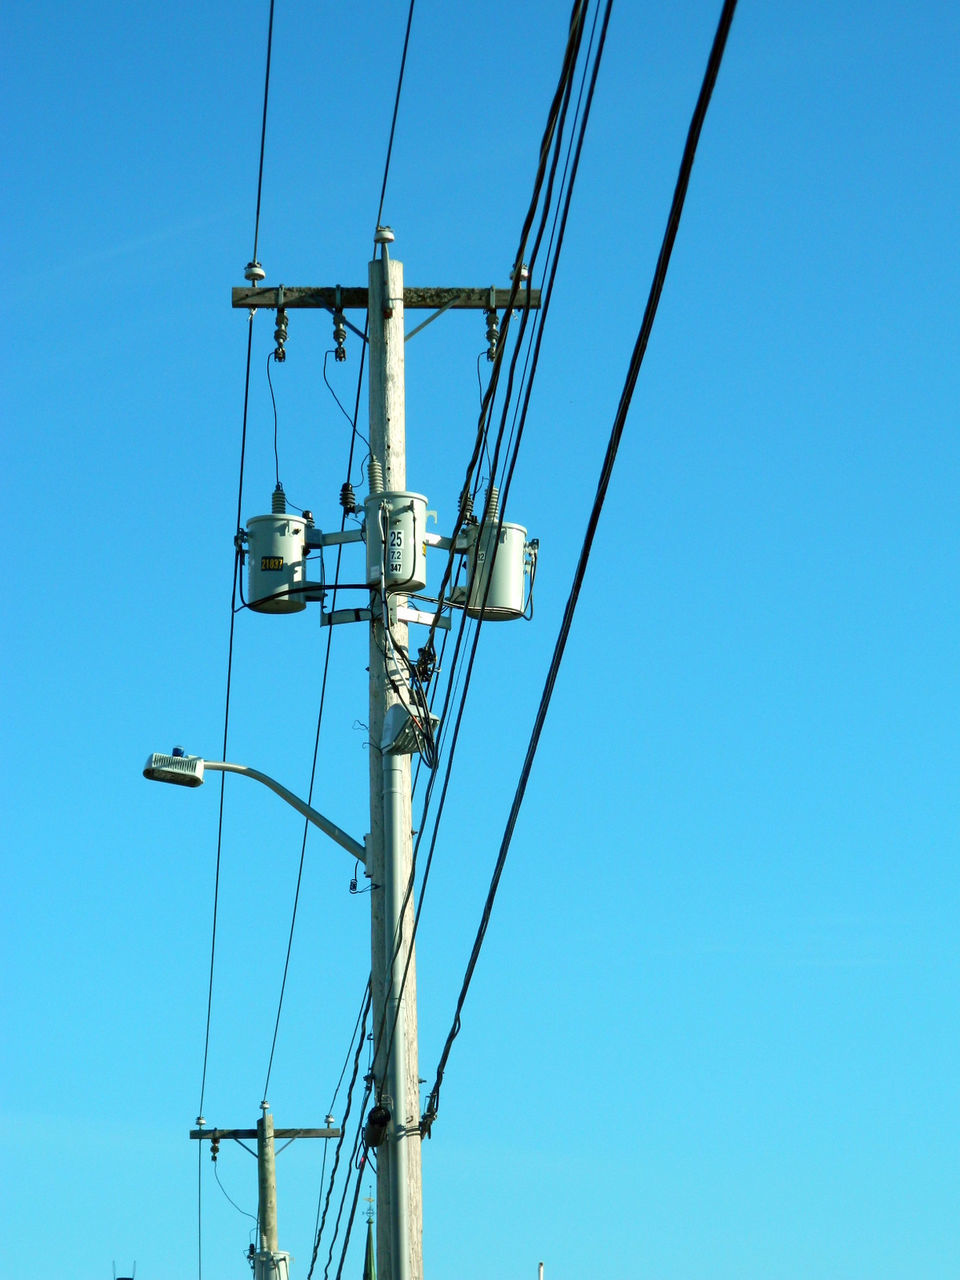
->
{"left": 231, "top": 238, "right": 540, "bottom": 1280}
{"left": 190, "top": 1108, "right": 340, "bottom": 1280}
{"left": 365, "top": 227, "right": 421, "bottom": 1280}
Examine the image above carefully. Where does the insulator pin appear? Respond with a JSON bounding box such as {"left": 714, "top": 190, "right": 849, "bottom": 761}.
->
{"left": 273, "top": 307, "right": 288, "bottom": 361}
{"left": 244, "top": 260, "right": 266, "bottom": 283}
{"left": 333, "top": 309, "right": 347, "bottom": 362}
{"left": 485, "top": 308, "right": 499, "bottom": 362}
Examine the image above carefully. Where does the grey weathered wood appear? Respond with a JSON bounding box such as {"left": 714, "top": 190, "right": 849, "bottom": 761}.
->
{"left": 189, "top": 1127, "right": 340, "bottom": 1139}
{"left": 257, "top": 1111, "right": 278, "bottom": 1255}
{"left": 367, "top": 251, "right": 424, "bottom": 1280}
{"left": 232, "top": 285, "right": 541, "bottom": 310}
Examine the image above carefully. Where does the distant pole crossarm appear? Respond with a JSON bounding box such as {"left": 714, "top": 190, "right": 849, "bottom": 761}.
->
{"left": 231, "top": 285, "right": 541, "bottom": 311}
{"left": 142, "top": 751, "right": 366, "bottom": 864}
{"left": 189, "top": 1126, "right": 341, "bottom": 1140}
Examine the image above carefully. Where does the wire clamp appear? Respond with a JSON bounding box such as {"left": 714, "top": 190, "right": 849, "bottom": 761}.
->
{"left": 484, "top": 286, "right": 499, "bottom": 362}
{"left": 333, "top": 285, "right": 347, "bottom": 361}
{"left": 273, "top": 285, "right": 288, "bottom": 361}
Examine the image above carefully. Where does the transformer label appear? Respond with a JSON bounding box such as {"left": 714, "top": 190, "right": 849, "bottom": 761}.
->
{"left": 261, "top": 556, "right": 284, "bottom": 571}
{"left": 388, "top": 528, "right": 404, "bottom": 575}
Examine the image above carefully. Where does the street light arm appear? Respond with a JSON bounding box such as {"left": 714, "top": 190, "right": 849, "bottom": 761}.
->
{"left": 204, "top": 760, "right": 366, "bottom": 864}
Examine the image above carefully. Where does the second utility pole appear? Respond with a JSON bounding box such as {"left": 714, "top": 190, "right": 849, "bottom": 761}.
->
{"left": 367, "top": 226, "right": 422, "bottom": 1280}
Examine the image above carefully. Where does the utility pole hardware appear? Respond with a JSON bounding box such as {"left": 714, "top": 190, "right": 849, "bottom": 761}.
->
{"left": 191, "top": 1104, "right": 341, "bottom": 1280}
{"left": 219, "top": 234, "right": 542, "bottom": 1280}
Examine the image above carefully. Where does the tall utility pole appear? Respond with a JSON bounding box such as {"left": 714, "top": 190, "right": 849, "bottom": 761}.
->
{"left": 366, "top": 227, "right": 421, "bottom": 1280}
{"left": 232, "top": 239, "right": 540, "bottom": 1280}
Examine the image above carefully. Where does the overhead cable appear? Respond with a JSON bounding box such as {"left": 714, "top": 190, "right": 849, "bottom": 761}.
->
{"left": 373, "top": 0, "right": 606, "bottom": 1088}
{"left": 421, "top": 0, "right": 740, "bottom": 1136}
{"left": 250, "top": 0, "right": 277, "bottom": 267}
{"left": 306, "top": 984, "right": 371, "bottom": 1280}
{"left": 376, "top": 0, "right": 417, "bottom": 229}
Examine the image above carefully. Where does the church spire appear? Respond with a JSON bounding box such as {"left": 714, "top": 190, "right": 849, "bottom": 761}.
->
{"left": 363, "top": 1189, "right": 376, "bottom": 1280}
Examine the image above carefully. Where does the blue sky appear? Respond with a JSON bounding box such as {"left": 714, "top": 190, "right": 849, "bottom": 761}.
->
{"left": 3, "top": 2, "right": 959, "bottom": 1278}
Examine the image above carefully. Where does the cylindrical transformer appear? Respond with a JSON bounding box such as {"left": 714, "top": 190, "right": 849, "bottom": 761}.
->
{"left": 364, "top": 490, "right": 428, "bottom": 593}
{"left": 466, "top": 520, "right": 528, "bottom": 620}
{"left": 246, "top": 512, "right": 308, "bottom": 613}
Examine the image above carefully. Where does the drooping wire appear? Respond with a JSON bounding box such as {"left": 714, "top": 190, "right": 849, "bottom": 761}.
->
{"left": 319, "top": 1097, "right": 370, "bottom": 1280}
{"left": 214, "top": 1159, "right": 259, "bottom": 1224}
{"left": 198, "top": 312, "right": 256, "bottom": 1123}
{"left": 376, "top": 0, "right": 416, "bottom": 229}
{"left": 251, "top": 0, "right": 277, "bottom": 266}
{"left": 306, "top": 984, "right": 371, "bottom": 1280}
{"left": 323, "top": 350, "right": 371, "bottom": 454}
{"left": 266, "top": 350, "right": 280, "bottom": 487}
{"left": 332, "top": 1156, "right": 369, "bottom": 1280}
{"left": 260, "top": 320, "right": 371, "bottom": 1099}
{"left": 421, "top": 0, "right": 590, "bottom": 656}
{"left": 309, "top": 980, "right": 370, "bottom": 1265}
{"left": 196, "top": 307, "right": 257, "bottom": 1280}
{"left": 374, "top": 0, "right": 603, "bottom": 1088}
{"left": 421, "top": 0, "right": 740, "bottom": 1135}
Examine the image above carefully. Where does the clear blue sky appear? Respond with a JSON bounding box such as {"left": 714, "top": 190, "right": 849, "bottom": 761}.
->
{"left": 3, "top": 2, "right": 959, "bottom": 1278}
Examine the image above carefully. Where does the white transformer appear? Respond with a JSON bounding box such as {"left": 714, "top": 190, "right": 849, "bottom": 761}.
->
{"left": 245, "top": 512, "right": 308, "bottom": 613}
{"left": 364, "top": 490, "right": 428, "bottom": 593}
{"left": 463, "top": 519, "right": 529, "bottom": 620}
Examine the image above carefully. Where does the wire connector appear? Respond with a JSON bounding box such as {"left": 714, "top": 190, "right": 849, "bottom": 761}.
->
{"left": 273, "top": 306, "right": 288, "bottom": 362}
{"left": 485, "top": 307, "right": 499, "bottom": 362}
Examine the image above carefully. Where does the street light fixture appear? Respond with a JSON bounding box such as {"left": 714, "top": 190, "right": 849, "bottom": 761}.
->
{"left": 143, "top": 748, "right": 366, "bottom": 863}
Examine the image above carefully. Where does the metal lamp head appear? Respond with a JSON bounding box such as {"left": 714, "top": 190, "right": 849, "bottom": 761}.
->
{"left": 143, "top": 750, "right": 205, "bottom": 787}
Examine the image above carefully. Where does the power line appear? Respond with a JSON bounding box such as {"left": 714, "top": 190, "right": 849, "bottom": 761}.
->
{"left": 375, "top": 0, "right": 609, "bottom": 1087}
{"left": 250, "top": 0, "right": 277, "bottom": 268}
{"left": 259, "top": 318, "right": 371, "bottom": 1096}
{"left": 421, "top": 0, "right": 740, "bottom": 1135}
{"left": 376, "top": 0, "right": 417, "bottom": 229}
{"left": 306, "top": 984, "right": 371, "bottom": 1280}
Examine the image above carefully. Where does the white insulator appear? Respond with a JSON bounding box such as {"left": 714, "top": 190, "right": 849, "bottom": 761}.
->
{"left": 368, "top": 457, "right": 384, "bottom": 494}
{"left": 272, "top": 482, "right": 287, "bottom": 514}
{"left": 483, "top": 485, "right": 500, "bottom": 522}
{"left": 364, "top": 491, "right": 428, "bottom": 593}
{"left": 246, "top": 512, "right": 307, "bottom": 613}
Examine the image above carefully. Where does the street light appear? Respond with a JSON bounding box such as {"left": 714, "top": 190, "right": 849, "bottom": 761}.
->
{"left": 143, "top": 749, "right": 366, "bottom": 863}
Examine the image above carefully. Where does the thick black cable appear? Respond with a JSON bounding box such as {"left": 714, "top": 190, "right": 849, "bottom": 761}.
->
{"left": 422, "top": 0, "right": 739, "bottom": 1134}
{"left": 251, "top": 0, "right": 277, "bottom": 265}
{"left": 376, "top": 0, "right": 416, "bottom": 229}
{"left": 306, "top": 985, "right": 371, "bottom": 1280}
{"left": 332, "top": 1157, "right": 368, "bottom": 1280}
{"left": 377, "top": 0, "right": 606, "bottom": 1085}
{"left": 320, "top": 1091, "right": 370, "bottom": 1280}
{"left": 422, "top": 0, "right": 589, "bottom": 651}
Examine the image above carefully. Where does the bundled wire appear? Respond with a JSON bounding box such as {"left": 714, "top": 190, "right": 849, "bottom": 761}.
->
{"left": 421, "top": 0, "right": 740, "bottom": 1135}
{"left": 371, "top": 0, "right": 608, "bottom": 1099}
{"left": 306, "top": 984, "right": 371, "bottom": 1280}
